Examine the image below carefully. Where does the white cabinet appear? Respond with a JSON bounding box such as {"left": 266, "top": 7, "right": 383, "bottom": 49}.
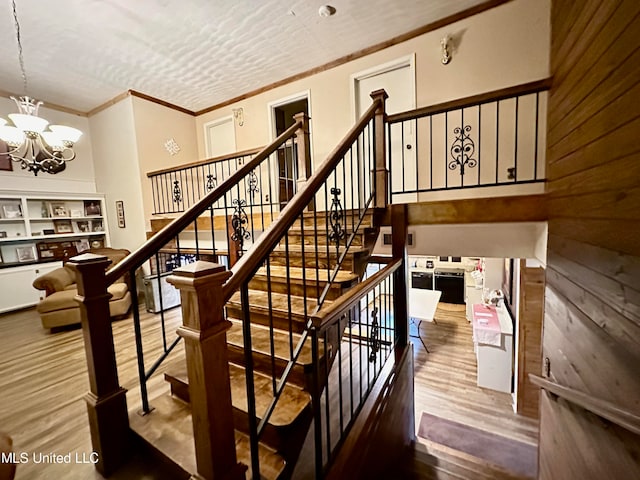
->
{"left": 472, "top": 303, "right": 513, "bottom": 393}
{"left": 0, "top": 191, "right": 110, "bottom": 313}
{"left": 0, "top": 262, "right": 63, "bottom": 313}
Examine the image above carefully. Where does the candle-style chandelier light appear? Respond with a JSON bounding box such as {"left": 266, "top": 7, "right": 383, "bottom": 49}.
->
{"left": 0, "top": 0, "right": 82, "bottom": 175}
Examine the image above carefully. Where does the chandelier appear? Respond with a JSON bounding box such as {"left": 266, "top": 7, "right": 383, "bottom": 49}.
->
{"left": 0, "top": 0, "right": 82, "bottom": 175}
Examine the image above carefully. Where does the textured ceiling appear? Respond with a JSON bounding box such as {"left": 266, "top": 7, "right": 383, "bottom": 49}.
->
{"left": 0, "top": 0, "right": 486, "bottom": 113}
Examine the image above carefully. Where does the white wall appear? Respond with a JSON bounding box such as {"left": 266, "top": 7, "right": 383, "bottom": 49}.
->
{"left": 89, "top": 97, "right": 147, "bottom": 251}
{"left": 374, "top": 222, "right": 546, "bottom": 259}
{"left": 193, "top": 0, "right": 550, "bottom": 173}
{"left": 0, "top": 96, "right": 96, "bottom": 194}
{"left": 131, "top": 96, "right": 197, "bottom": 225}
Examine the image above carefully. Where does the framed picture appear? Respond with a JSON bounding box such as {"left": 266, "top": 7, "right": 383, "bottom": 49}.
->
{"left": 70, "top": 208, "right": 83, "bottom": 218}
{"left": 75, "top": 239, "right": 90, "bottom": 253}
{"left": 53, "top": 219, "right": 74, "bottom": 234}
{"left": 1, "top": 203, "right": 22, "bottom": 219}
{"left": 43, "top": 228, "right": 55, "bottom": 235}
{"left": 91, "top": 219, "right": 104, "bottom": 232}
{"left": 0, "top": 231, "right": 6, "bottom": 238}
{"left": 84, "top": 200, "right": 101, "bottom": 216}
{"left": 75, "top": 220, "right": 90, "bottom": 233}
{"left": 49, "top": 202, "right": 69, "bottom": 218}
{"left": 116, "top": 200, "right": 126, "bottom": 228}
{"left": 16, "top": 246, "right": 36, "bottom": 262}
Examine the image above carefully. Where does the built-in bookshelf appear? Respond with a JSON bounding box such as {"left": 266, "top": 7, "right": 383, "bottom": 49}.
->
{"left": 0, "top": 192, "right": 110, "bottom": 313}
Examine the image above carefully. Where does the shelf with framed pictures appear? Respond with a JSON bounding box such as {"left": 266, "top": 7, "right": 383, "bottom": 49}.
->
{"left": 0, "top": 192, "right": 111, "bottom": 313}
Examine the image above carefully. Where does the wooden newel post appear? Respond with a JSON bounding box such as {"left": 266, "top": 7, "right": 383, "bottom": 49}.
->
{"left": 167, "top": 261, "right": 246, "bottom": 480}
{"left": 293, "top": 112, "right": 314, "bottom": 211}
{"left": 391, "top": 204, "right": 409, "bottom": 347}
{"left": 370, "top": 89, "right": 389, "bottom": 209}
{"left": 68, "top": 253, "right": 129, "bottom": 476}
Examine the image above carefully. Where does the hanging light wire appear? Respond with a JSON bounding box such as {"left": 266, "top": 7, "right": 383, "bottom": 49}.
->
{"left": 11, "top": 0, "right": 28, "bottom": 95}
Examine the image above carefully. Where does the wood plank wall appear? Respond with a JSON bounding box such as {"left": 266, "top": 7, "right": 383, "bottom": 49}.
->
{"left": 516, "top": 260, "right": 544, "bottom": 418}
{"left": 541, "top": 0, "right": 640, "bottom": 478}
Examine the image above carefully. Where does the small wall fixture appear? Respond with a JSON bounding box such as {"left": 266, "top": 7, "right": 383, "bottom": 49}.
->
{"left": 318, "top": 5, "right": 336, "bottom": 18}
{"left": 441, "top": 35, "right": 452, "bottom": 65}
{"left": 164, "top": 138, "right": 181, "bottom": 156}
{"left": 233, "top": 107, "right": 244, "bottom": 127}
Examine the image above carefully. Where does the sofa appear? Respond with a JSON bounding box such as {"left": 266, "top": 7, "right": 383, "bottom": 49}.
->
{"left": 32, "top": 248, "right": 132, "bottom": 329}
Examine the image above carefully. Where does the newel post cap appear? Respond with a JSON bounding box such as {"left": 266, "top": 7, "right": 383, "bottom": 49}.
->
{"left": 167, "top": 261, "right": 231, "bottom": 288}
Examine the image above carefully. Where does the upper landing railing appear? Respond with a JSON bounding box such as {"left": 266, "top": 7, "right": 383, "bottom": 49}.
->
{"left": 386, "top": 78, "right": 552, "bottom": 202}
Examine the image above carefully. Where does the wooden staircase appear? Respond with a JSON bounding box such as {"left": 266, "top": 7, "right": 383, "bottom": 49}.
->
{"left": 129, "top": 209, "right": 379, "bottom": 479}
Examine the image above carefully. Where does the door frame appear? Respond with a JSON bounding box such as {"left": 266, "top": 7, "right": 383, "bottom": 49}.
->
{"left": 267, "top": 91, "right": 312, "bottom": 208}
{"left": 267, "top": 90, "right": 312, "bottom": 141}
{"left": 350, "top": 53, "right": 416, "bottom": 120}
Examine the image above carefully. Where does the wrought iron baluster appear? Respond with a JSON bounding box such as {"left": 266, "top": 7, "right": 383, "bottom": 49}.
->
{"left": 231, "top": 198, "right": 251, "bottom": 258}
{"left": 172, "top": 179, "right": 182, "bottom": 203}
{"left": 206, "top": 173, "right": 217, "bottom": 191}
{"left": 449, "top": 125, "right": 477, "bottom": 177}
{"left": 247, "top": 168, "right": 259, "bottom": 201}
{"left": 328, "top": 187, "right": 345, "bottom": 253}
{"left": 368, "top": 305, "right": 380, "bottom": 363}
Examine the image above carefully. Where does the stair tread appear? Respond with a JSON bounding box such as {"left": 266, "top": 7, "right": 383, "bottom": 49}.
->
{"left": 129, "top": 394, "right": 286, "bottom": 480}
{"left": 228, "top": 289, "right": 329, "bottom": 320}
{"left": 255, "top": 265, "right": 358, "bottom": 284}
{"left": 167, "top": 362, "right": 311, "bottom": 427}
{"left": 227, "top": 319, "right": 316, "bottom": 366}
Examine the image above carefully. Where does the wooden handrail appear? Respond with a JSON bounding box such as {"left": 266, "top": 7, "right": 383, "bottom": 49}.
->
{"left": 311, "top": 259, "right": 401, "bottom": 331}
{"left": 221, "top": 97, "right": 383, "bottom": 302}
{"left": 146, "top": 147, "right": 264, "bottom": 177}
{"left": 105, "top": 119, "right": 302, "bottom": 285}
{"left": 387, "top": 77, "right": 552, "bottom": 124}
{"left": 530, "top": 374, "right": 640, "bottom": 436}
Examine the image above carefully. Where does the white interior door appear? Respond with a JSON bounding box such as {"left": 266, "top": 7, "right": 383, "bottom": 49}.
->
{"left": 204, "top": 116, "right": 236, "bottom": 159}
{"left": 354, "top": 56, "right": 417, "bottom": 203}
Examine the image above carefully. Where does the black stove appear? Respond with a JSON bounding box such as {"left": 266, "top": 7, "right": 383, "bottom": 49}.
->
{"left": 434, "top": 267, "right": 465, "bottom": 277}
{"left": 434, "top": 268, "right": 465, "bottom": 303}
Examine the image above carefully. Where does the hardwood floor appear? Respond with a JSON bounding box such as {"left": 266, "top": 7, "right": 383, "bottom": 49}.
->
{"left": 0, "top": 305, "right": 186, "bottom": 480}
{"left": 405, "top": 302, "right": 539, "bottom": 479}
{"left": 0, "top": 301, "right": 538, "bottom": 479}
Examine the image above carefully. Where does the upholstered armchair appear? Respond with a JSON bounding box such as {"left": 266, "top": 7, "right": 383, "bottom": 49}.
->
{"left": 32, "top": 248, "right": 132, "bottom": 329}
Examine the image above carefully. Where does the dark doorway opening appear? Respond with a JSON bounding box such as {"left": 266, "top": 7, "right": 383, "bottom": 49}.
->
{"left": 273, "top": 98, "right": 309, "bottom": 209}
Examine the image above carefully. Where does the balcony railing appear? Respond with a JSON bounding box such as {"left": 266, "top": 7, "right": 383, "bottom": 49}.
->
{"left": 386, "top": 78, "right": 551, "bottom": 202}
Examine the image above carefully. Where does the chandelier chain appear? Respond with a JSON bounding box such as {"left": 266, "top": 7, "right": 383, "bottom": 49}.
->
{"left": 11, "top": 0, "right": 28, "bottom": 94}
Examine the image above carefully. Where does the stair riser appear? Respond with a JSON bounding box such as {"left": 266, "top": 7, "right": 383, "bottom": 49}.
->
{"left": 248, "top": 276, "right": 355, "bottom": 301}
{"left": 226, "top": 306, "right": 307, "bottom": 334}
{"left": 300, "top": 211, "right": 374, "bottom": 228}
{"left": 281, "top": 232, "right": 365, "bottom": 247}
{"left": 268, "top": 252, "right": 365, "bottom": 270}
